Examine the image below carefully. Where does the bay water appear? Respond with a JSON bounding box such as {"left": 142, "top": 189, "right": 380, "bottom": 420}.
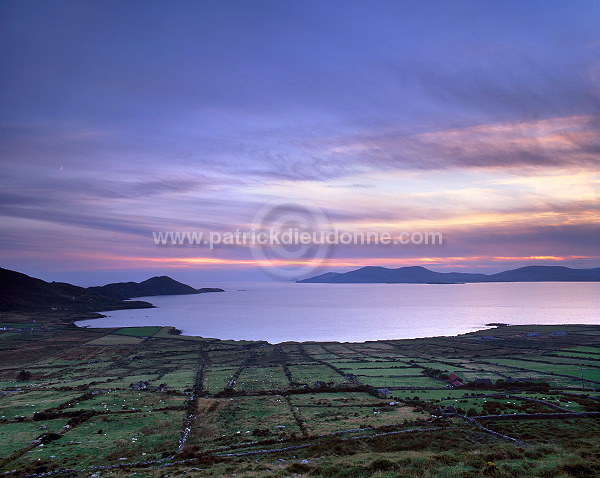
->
{"left": 76, "top": 282, "right": 599, "bottom": 343}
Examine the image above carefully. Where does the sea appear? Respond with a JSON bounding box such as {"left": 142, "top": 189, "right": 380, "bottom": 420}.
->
{"left": 75, "top": 282, "right": 600, "bottom": 343}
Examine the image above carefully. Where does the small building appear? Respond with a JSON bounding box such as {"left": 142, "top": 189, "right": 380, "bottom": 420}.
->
{"left": 313, "top": 381, "right": 328, "bottom": 389}
{"left": 434, "top": 405, "right": 458, "bottom": 416}
{"left": 376, "top": 388, "right": 391, "bottom": 398}
{"left": 130, "top": 381, "right": 151, "bottom": 391}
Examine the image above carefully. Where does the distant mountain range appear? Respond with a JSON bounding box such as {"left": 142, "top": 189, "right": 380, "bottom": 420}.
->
{"left": 0, "top": 268, "right": 223, "bottom": 313}
{"left": 298, "top": 265, "right": 600, "bottom": 284}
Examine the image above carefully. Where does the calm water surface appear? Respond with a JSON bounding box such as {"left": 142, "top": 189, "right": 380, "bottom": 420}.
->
{"left": 76, "top": 282, "right": 600, "bottom": 343}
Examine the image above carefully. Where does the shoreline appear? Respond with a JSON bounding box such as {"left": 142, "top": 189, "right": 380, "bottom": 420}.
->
{"left": 70, "top": 320, "right": 593, "bottom": 346}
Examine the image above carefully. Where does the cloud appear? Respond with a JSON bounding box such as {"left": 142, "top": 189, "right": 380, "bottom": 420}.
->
{"left": 322, "top": 115, "right": 600, "bottom": 173}
{"left": 407, "top": 56, "right": 600, "bottom": 119}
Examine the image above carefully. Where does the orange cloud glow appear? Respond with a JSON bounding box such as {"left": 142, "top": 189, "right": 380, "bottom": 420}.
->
{"left": 72, "top": 252, "right": 598, "bottom": 271}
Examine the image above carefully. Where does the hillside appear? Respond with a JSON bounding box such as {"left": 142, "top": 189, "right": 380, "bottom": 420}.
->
{"left": 0, "top": 268, "right": 223, "bottom": 314}
{"left": 299, "top": 265, "right": 600, "bottom": 283}
{"left": 87, "top": 276, "right": 223, "bottom": 300}
{"left": 0, "top": 268, "right": 154, "bottom": 313}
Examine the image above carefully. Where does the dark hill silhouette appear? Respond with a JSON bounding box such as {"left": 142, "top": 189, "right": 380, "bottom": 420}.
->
{"left": 299, "top": 265, "right": 600, "bottom": 284}
{"left": 87, "top": 276, "right": 223, "bottom": 300}
{"left": 0, "top": 268, "right": 224, "bottom": 313}
{"left": 0, "top": 267, "right": 153, "bottom": 312}
{"left": 488, "top": 266, "right": 600, "bottom": 282}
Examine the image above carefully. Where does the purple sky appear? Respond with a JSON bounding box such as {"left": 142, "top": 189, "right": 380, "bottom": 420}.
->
{"left": 1, "top": 1, "right": 599, "bottom": 285}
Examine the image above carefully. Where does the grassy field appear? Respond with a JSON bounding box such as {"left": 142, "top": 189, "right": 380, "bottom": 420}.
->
{"left": 0, "top": 419, "right": 70, "bottom": 457}
{"left": 0, "top": 322, "right": 599, "bottom": 477}
{"left": 290, "top": 392, "right": 426, "bottom": 435}
{"left": 202, "top": 367, "right": 237, "bottom": 393}
{"left": 85, "top": 334, "right": 144, "bottom": 345}
{"left": 11, "top": 410, "right": 184, "bottom": 470}
{"left": 480, "top": 357, "right": 600, "bottom": 382}
{"left": 234, "top": 366, "right": 289, "bottom": 392}
{"left": 287, "top": 364, "right": 343, "bottom": 385}
{"left": 189, "top": 396, "right": 301, "bottom": 447}
{"left": 112, "top": 326, "right": 162, "bottom": 337}
{"left": 561, "top": 346, "right": 600, "bottom": 355}
{"left": 0, "top": 391, "right": 81, "bottom": 418}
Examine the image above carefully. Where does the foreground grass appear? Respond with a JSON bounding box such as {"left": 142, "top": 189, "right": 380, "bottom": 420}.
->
{"left": 99, "top": 441, "right": 600, "bottom": 478}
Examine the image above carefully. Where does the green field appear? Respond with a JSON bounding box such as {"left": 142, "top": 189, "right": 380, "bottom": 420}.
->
{"left": 67, "top": 390, "right": 187, "bottom": 412}
{"left": 562, "top": 346, "right": 600, "bottom": 354}
{"left": 202, "top": 367, "right": 237, "bottom": 393}
{"left": 0, "top": 391, "right": 81, "bottom": 418}
{"left": 349, "top": 367, "right": 424, "bottom": 377}
{"left": 112, "top": 326, "right": 162, "bottom": 337}
{"left": 234, "top": 366, "right": 289, "bottom": 392}
{"left": 0, "top": 419, "right": 70, "bottom": 457}
{"left": 12, "top": 410, "right": 184, "bottom": 470}
{"left": 481, "top": 358, "right": 600, "bottom": 382}
{"left": 189, "top": 396, "right": 300, "bottom": 446}
{"left": 554, "top": 351, "right": 600, "bottom": 360}
{"left": 287, "top": 364, "right": 343, "bottom": 385}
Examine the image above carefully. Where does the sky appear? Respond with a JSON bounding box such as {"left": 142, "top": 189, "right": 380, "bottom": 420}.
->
{"left": 1, "top": 0, "right": 599, "bottom": 286}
